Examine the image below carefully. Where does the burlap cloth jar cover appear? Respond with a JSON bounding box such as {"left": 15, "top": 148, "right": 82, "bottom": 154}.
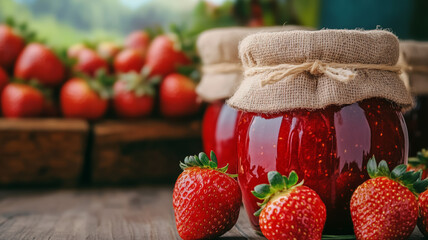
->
{"left": 196, "top": 26, "right": 310, "bottom": 102}
{"left": 227, "top": 29, "right": 412, "bottom": 113}
{"left": 400, "top": 41, "right": 428, "bottom": 96}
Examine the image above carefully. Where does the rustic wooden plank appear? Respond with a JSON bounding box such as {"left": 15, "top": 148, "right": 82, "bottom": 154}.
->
{"left": 0, "top": 188, "right": 183, "bottom": 240}
{"left": 0, "top": 118, "right": 88, "bottom": 131}
{"left": 93, "top": 119, "right": 201, "bottom": 144}
{"left": 223, "top": 208, "right": 263, "bottom": 240}
{"left": 92, "top": 139, "right": 203, "bottom": 184}
{"left": 0, "top": 119, "right": 88, "bottom": 187}
{"left": 92, "top": 119, "right": 203, "bottom": 185}
{"left": 0, "top": 188, "right": 424, "bottom": 240}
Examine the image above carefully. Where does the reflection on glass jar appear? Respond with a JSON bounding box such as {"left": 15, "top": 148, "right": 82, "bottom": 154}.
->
{"left": 237, "top": 98, "right": 408, "bottom": 234}
{"left": 202, "top": 101, "right": 241, "bottom": 173}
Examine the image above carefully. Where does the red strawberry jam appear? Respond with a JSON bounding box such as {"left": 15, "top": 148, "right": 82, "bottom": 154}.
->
{"left": 202, "top": 101, "right": 241, "bottom": 174}
{"left": 237, "top": 98, "right": 408, "bottom": 234}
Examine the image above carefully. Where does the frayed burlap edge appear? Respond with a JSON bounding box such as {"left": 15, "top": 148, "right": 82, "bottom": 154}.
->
{"left": 227, "top": 70, "right": 412, "bottom": 113}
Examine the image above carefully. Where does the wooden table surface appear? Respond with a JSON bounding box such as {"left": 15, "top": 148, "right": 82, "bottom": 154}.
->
{"left": 0, "top": 187, "right": 425, "bottom": 240}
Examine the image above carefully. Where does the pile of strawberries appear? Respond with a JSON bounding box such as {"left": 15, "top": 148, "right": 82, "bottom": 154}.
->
{"left": 173, "top": 153, "right": 428, "bottom": 240}
{"left": 0, "top": 22, "right": 201, "bottom": 119}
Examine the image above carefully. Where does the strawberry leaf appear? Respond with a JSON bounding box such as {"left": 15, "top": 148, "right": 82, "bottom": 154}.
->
{"left": 253, "top": 208, "right": 263, "bottom": 217}
{"left": 391, "top": 164, "right": 407, "bottom": 179}
{"left": 180, "top": 151, "right": 235, "bottom": 177}
{"left": 414, "top": 179, "right": 428, "bottom": 193}
{"left": 83, "top": 69, "right": 115, "bottom": 100}
{"left": 367, "top": 156, "right": 377, "bottom": 178}
{"left": 194, "top": 155, "right": 203, "bottom": 166}
{"left": 268, "top": 171, "right": 285, "bottom": 190}
{"left": 210, "top": 150, "right": 218, "bottom": 165}
{"left": 286, "top": 171, "right": 298, "bottom": 188}
{"left": 209, "top": 161, "right": 217, "bottom": 169}
{"left": 5, "top": 17, "right": 44, "bottom": 44}
{"left": 199, "top": 152, "right": 210, "bottom": 166}
{"left": 198, "top": 152, "right": 209, "bottom": 161}
{"left": 409, "top": 149, "right": 428, "bottom": 169}
{"left": 218, "top": 164, "right": 229, "bottom": 173}
{"left": 184, "top": 156, "right": 195, "bottom": 166}
{"left": 401, "top": 171, "right": 421, "bottom": 185}
{"left": 252, "top": 184, "right": 272, "bottom": 199}
{"left": 377, "top": 160, "right": 391, "bottom": 177}
{"left": 119, "top": 69, "right": 157, "bottom": 97}
{"left": 179, "top": 162, "right": 187, "bottom": 170}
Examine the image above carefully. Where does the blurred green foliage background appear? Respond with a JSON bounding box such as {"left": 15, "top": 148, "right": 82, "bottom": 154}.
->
{"left": 1, "top": 0, "right": 427, "bottom": 49}
{"left": 0, "top": 0, "right": 198, "bottom": 47}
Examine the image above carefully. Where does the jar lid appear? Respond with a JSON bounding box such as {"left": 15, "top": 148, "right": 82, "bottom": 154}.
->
{"left": 196, "top": 26, "right": 310, "bottom": 102}
{"left": 400, "top": 40, "right": 428, "bottom": 95}
{"left": 227, "top": 29, "right": 412, "bottom": 113}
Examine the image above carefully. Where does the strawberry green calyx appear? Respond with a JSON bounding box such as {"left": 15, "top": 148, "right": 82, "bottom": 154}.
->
{"left": 83, "top": 69, "right": 115, "bottom": 99}
{"left": 12, "top": 78, "right": 52, "bottom": 100}
{"left": 119, "top": 67, "right": 159, "bottom": 97}
{"left": 53, "top": 47, "right": 76, "bottom": 68}
{"left": 179, "top": 151, "right": 236, "bottom": 177}
{"left": 252, "top": 171, "right": 304, "bottom": 216}
{"left": 5, "top": 17, "right": 42, "bottom": 44}
{"left": 409, "top": 149, "right": 428, "bottom": 169}
{"left": 367, "top": 156, "right": 428, "bottom": 195}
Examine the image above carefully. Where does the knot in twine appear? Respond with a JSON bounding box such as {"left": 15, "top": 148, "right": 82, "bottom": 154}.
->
{"left": 202, "top": 63, "right": 243, "bottom": 74}
{"left": 244, "top": 60, "right": 403, "bottom": 87}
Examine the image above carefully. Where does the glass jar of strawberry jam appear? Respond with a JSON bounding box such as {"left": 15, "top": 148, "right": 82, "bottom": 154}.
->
{"left": 237, "top": 98, "right": 407, "bottom": 233}
{"left": 228, "top": 30, "right": 412, "bottom": 234}
{"left": 400, "top": 41, "right": 428, "bottom": 156}
{"left": 197, "top": 26, "right": 304, "bottom": 173}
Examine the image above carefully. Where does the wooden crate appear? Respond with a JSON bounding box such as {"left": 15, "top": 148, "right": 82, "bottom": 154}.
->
{"left": 0, "top": 119, "right": 89, "bottom": 187}
{"left": 92, "top": 119, "right": 202, "bottom": 185}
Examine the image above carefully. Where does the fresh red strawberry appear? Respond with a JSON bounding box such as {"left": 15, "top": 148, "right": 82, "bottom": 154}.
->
{"left": 173, "top": 151, "right": 241, "bottom": 240}
{"left": 73, "top": 48, "right": 109, "bottom": 77}
{"left": 408, "top": 149, "right": 428, "bottom": 179}
{"left": 160, "top": 73, "right": 200, "bottom": 117}
{"left": 0, "top": 24, "right": 25, "bottom": 69}
{"left": 252, "top": 171, "right": 326, "bottom": 240}
{"left": 60, "top": 72, "right": 113, "bottom": 120}
{"left": 124, "top": 31, "right": 150, "bottom": 52}
{"left": 113, "top": 70, "right": 156, "bottom": 118}
{"left": 145, "top": 35, "right": 190, "bottom": 77}
{"left": 0, "top": 67, "right": 9, "bottom": 114}
{"left": 67, "top": 43, "right": 89, "bottom": 59}
{"left": 113, "top": 49, "right": 145, "bottom": 73}
{"left": 0, "top": 67, "right": 9, "bottom": 93}
{"left": 418, "top": 190, "right": 428, "bottom": 237}
{"left": 2, "top": 82, "right": 44, "bottom": 118}
{"left": 14, "top": 43, "right": 65, "bottom": 86}
{"left": 97, "top": 41, "right": 121, "bottom": 60}
{"left": 350, "top": 157, "right": 428, "bottom": 240}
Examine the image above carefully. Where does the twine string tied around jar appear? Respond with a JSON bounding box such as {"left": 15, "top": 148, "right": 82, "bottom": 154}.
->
{"left": 245, "top": 60, "right": 404, "bottom": 87}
